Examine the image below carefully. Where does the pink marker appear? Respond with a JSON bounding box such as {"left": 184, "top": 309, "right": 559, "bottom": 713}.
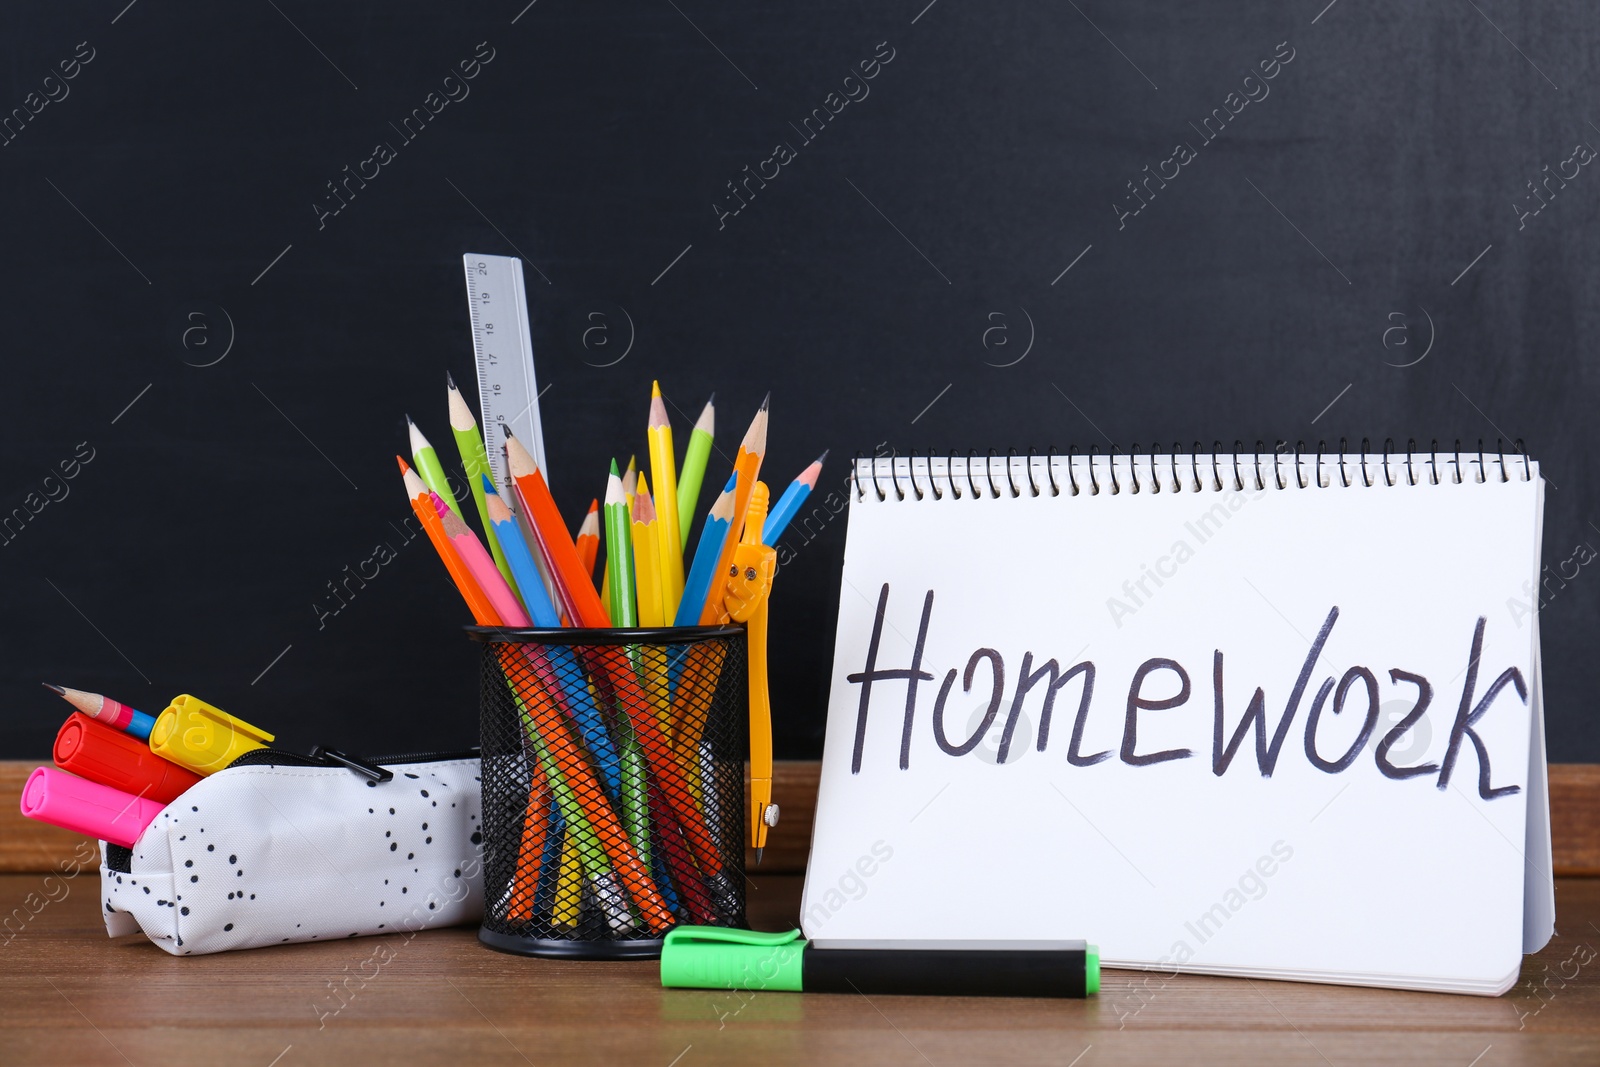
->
{"left": 19, "top": 766, "right": 164, "bottom": 848}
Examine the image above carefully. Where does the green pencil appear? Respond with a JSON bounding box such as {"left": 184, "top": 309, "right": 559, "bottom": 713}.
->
{"left": 406, "top": 415, "right": 464, "bottom": 521}
{"left": 676, "top": 394, "right": 715, "bottom": 551}
{"left": 604, "top": 460, "right": 637, "bottom": 627}
{"left": 446, "top": 372, "right": 518, "bottom": 595}
{"left": 619, "top": 730, "right": 651, "bottom": 873}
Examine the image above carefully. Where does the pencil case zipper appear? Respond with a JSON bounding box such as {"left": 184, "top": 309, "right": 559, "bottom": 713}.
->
{"left": 103, "top": 746, "right": 482, "bottom": 873}
{"left": 224, "top": 745, "right": 482, "bottom": 781}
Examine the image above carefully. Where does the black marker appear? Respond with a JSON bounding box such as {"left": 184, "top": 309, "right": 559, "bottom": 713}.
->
{"left": 660, "top": 927, "right": 1098, "bottom": 998}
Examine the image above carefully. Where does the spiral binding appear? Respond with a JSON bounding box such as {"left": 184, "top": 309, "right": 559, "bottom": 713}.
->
{"left": 852, "top": 439, "right": 1533, "bottom": 501}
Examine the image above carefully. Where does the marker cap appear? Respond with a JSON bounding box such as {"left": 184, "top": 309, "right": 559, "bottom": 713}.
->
{"left": 54, "top": 712, "right": 202, "bottom": 805}
{"left": 19, "top": 766, "right": 164, "bottom": 849}
{"left": 659, "top": 926, "right": 805, "bottom": 991}
{"left": 148, "top": 695, "right": 274, "bottom": 776}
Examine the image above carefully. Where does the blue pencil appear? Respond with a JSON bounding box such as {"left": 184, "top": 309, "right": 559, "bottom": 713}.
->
{"left": 486, "top": 476, "right": 622, "bottom": 796}
{"left": 762, "top": 450, "right": 827, "bottom": 544}
{"left": 485, "top": 475, "right": 561, "bottom": 627}
{"left": 673, "top": 474, "right": 738, "bottom": 627}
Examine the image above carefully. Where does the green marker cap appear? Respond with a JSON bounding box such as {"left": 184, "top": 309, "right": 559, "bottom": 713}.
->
{"left": 660, "top": 926, "right": 806, "bottom": 992}
{"left": 1086, "top": 944, "right": 1100, "bottom": 996}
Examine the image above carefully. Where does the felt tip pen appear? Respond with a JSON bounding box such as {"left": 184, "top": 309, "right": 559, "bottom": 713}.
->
{"left": 54, "top": 713, "right": 203, "bottom": 805}
{"left": 19, "top": 766, "right": 165, "bottom": 849}
{"left": 148, "top": 695, "right": 274, "bottom": 775}
{"left": 43, "top": 684, "right": 157, "bottom": 741}
{"left": 660, "top": 928, "right": 1099, "bottom": 999}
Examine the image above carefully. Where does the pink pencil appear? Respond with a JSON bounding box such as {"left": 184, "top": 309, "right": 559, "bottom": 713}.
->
{"left": 430, "top": 491, "right": 531, "bottom": 627}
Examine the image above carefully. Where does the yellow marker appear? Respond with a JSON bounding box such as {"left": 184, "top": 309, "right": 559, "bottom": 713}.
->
{"left": 722, "top": 481, "right": 778, "bottom": 861}
{"left": 148, "top": 695, "right": 274, "bottom": 775}
{"left": 647, "top": 382, "right": 686, "bottom": 618}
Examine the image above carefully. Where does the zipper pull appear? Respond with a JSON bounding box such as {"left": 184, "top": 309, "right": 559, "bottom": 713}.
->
{"left": 309, "top": 746, "right": 394, "bottom": 783}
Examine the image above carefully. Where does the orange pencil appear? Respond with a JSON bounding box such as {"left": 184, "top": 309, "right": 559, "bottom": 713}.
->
{"left": 588, "top": 644, "right": 726, "bottom": 881}
{"left": 697, "top": 394, "right": 768, "bottom": 624}
{"left": 504, "top": 765, "right": 554, "bottom": 922}
{"left": 503, "top": 428, "right": 609, "bottom": 628}
{"left": 575, "top": 498, "right": 600, "bottom": 577}
{"left": 401, "top": 458, "right": 498, "bottom": 625}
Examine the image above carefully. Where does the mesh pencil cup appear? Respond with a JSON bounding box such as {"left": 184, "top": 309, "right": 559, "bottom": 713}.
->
{"left": 470, "top": 624, "right": 748, "bottom": 959}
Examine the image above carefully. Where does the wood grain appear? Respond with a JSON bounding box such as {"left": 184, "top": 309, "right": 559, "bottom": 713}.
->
{"left": 0, "top": 873, "right": 1597, "bottom": 1065}
{"left": 4, "top": 760, "right": 1598, "bottom": 875}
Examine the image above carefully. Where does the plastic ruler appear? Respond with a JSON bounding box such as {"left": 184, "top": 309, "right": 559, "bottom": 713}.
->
{"left": 462, "top": 253, "right": 547, "bottom": 486}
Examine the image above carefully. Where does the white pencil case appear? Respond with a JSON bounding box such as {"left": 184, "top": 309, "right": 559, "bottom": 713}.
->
{"left": 99, "top": 748, "right": 485, "bottom": 956}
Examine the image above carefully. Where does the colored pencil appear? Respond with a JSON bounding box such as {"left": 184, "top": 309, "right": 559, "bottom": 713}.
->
{"left": 646, "top": 382, "right": 686, "bottom": 618}
{"left": 447, "top": 371, "right": 517, "bottom": 594}
{"left": 401, "top": 458, "right": 498, "bottom": 624}
{"left": 697, "top": 394, "right": 768, "bottom": 624}
{"left": 504, "top": 764, "right": 555, "bottom": 923}
{"left": 43, "top": 684, "right": 155, "bottom": 741}
{"left": 763, "top": 450, "right": 828, "bottom": 544}
{"left": 603, "top": 457, "right": 638, "bottom": 621}
{"left": 488, "top": 476, "right": 623, "bottom": 795}
{"left": 674, "top": 474, "right": 737, "bottom": 627}
{"left": 603, "top": 461, "right": 637, "bottom": 627}
{"left": 631, "top": 476, "right": 665, "bottom": 628}
{"left": 589, "top": 643, "right": 726, "bottom": 882}
{"left": 404, "top": 455, "right": 670, "bottom": 926}
{"left": 407, "top": 415, "right": 463, "bottom": 521}
{"left": 622, "top": 455, "right": 638, "bottom": 507}
{"left": 432, "top": 491, "right": 529, "bottom": 627}
{"left": 504, "top": 428, "right": 609, "bottom": 627}
{"left": 620, "top": 731, "right": 651, "bottom": 874}
{"left": 484, "top": 476, "right": 560, "bottom": 628}
{"left": 575, "top": 499, "right": 601, "bottom": 577}
{"left": 677, "top": 394, "right": 715, "bottom": 551}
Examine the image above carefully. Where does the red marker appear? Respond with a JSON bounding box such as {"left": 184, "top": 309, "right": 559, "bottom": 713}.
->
{"left": 54, "top": 712, "right": 201, "bottom": 805}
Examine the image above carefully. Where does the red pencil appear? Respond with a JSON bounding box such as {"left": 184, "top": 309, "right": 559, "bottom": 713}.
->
{"left": 504, "top": 428, "right": 609, "bottom": 627}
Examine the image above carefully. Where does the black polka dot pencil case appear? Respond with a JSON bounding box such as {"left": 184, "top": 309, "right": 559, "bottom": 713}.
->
{"left": 98, "top": 748, "right": 484, "bottom": 956}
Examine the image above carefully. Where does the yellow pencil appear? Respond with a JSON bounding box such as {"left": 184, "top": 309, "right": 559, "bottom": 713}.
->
{"left": 552, "top": 831, "right": 582, "bottom": 928}
{"left": 631, "top": 474, "right": 666, "bottom": 628}
{"left": 647, "top": 382, "right": 686, "bottom": 619}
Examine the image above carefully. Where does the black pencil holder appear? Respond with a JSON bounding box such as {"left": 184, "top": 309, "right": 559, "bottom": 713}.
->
{"left": 469, "top": 624, "right": 748, "bottom": 959}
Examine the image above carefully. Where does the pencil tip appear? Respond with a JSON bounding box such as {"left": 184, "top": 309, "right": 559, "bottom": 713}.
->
{"left": 651, "top": 379, "right": 661, "bottom": 397}
{"left": 759, "top": 391, "right": 771, "bottom": 411}
{"left": 610, "top": 457, "right": 620, "bottom": 476}
{"left": 817, "top": 449, "right": 830, "bottom": 463}
{"left": 41, "top": 682, "right": 64, "bottom": 695}
{"left": 481, "top": 473, "right": 496, "bottom": 494}
{"left": 396, "top": 455, "right": 410, "bottom": 474}
{"left": 502, "top": 423, "right": 515, "bottom": 439}
{"left": 707, "top": 392, "right": 715, "bottom": 405}
{"left": 404, "top": 412, "right": 416, "bottom": 427}
{"left": 445, "top": 369, "right": 456, "bottom": 390}
{"left": 754, "top": 847, "right": 764, "bottom": 867}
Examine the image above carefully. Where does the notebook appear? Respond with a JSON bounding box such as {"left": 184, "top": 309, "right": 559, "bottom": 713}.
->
{"left": 804, "top": 446, "right": 1553, "bottom": 995}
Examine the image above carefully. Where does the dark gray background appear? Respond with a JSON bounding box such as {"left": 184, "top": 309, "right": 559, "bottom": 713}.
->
{"left": 2, "top": 1, "right": 1594, "bottom": 761}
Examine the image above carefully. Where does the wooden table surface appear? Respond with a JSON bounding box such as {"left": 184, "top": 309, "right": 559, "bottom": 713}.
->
{"left": 2, "top": 872, "right": 1597, "bottom": 1066}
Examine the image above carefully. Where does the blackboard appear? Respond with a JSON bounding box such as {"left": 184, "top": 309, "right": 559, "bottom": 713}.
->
{"left": 3, "top": 1, "right": 1596, "bottom": 762}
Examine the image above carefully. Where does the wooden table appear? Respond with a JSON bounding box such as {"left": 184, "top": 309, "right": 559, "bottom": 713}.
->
{"left": 2, "top": 873, "right": 1597, "bottom": 1065}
